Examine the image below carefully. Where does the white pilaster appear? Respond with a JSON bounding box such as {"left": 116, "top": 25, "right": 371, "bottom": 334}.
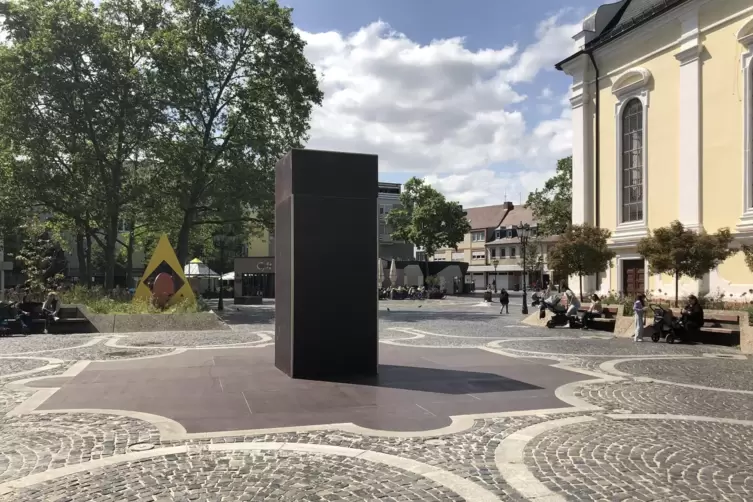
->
{"left": 566, "top": 57, "right": 594, "bottom": 226}
{"left": 675, "top": 9, "right": 703, "bottom": 232}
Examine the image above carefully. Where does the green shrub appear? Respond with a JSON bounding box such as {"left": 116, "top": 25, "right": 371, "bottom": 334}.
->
{"left": 60, "top": 285, "right": 205, "bottom": 314}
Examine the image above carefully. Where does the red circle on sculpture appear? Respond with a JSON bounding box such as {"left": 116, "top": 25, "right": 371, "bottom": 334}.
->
{"left": 153, "top": 272, "right": 175, "bottom": 307}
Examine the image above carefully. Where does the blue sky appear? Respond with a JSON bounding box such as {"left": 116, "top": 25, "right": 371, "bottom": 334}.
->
{"left": 282, "top": 0, "right": 604, "bottom": 207}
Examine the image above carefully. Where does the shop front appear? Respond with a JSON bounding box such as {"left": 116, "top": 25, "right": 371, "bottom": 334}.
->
{"left": 234, "top": 257, "right": 275, "bottom": 299}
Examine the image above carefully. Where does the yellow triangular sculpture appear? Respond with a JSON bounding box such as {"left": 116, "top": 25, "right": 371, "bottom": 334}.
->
{"left": 133, "top": 234, "right": 196, "bottom": 306}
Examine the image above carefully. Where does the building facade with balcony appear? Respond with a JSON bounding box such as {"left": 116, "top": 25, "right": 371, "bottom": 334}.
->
{"left": 556, "top": 0, "right": 753, "bottom": 298}
{"left": 431, "top": 202, "right": 557, "bottom": 290}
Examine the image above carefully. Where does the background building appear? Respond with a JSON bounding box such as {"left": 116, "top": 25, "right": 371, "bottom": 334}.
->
{"left": 378, "top": 182, "right": 414, "bottom": 261}
{"left": 233, "top": 181, "right": 413, "bottom": 298}
{"left": 431, "top": 202, "right": 557, "bottom": 290}
{"left": 557, "top": 0, "right": 753, "bottom": 297}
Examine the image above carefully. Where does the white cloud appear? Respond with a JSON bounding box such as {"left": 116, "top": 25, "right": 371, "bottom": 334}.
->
{"left": 503, "top": 15, "right": 581, "bottom": 83}
{"left": 299, "top": 13, "right": 580, "bottom": 206}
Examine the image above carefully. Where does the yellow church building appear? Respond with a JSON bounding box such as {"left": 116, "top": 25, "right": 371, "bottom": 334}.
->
{"left": 556, "top": 0, "right": 753, "bottom": 299}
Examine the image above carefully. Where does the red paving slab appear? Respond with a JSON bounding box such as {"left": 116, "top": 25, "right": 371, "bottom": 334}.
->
{"left": 34, "top": 345, "right": 590, "bottom": 433}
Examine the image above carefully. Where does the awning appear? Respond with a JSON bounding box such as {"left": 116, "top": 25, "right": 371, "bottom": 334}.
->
{"left": 184, "top": 258, "right": 219, "bottom": 277}
{"left": 221, "top": 271, "right": 235, "bottom": 281}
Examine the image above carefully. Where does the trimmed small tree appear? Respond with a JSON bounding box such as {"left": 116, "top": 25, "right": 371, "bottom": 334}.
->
{"left": 637, "top": 221, "right": 735, "bottom": 307}
{"left": 547, "top": 224, "right": 615, "bottom": 300}
{"left": 386, "top": 178, "right": 471, "bottom": 286}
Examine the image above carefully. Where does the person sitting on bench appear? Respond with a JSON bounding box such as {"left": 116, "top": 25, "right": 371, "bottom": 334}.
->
{"left": 581, "top": 294, "right": 603, "bottom": 330}
{"left": 42, "top": 292, "right": 61, "bottom": 334}
{"left": 681, "top": 294, "right": 704, "bottom": 339}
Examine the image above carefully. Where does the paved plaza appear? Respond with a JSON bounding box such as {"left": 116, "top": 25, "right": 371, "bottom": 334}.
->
{"left": 0, "top": 297, "right": 752, "bottom": 501}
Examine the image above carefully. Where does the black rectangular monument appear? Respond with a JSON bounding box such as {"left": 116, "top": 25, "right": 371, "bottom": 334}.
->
{"left": 275, "top": 149, "right": 379, "bottom": 379}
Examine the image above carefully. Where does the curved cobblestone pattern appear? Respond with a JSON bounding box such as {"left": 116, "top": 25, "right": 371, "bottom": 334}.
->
{"left": 0, "top": 450, "right": 468, "bottom": 502}
{"left": 615, "top": 357, "right": 753, "bottom": 392}
{"left": 525, "top": 418, "right": 753, "bottom": 501}
{"left": 162, "top": 415, "right": 560, "bottom": 500}
{"left": 117, "top": 329, "right": 266, "bottom": 347}
{"left": 0, "top": 358, "right": 49, "bottom": 377}
{"left": 0, "top": 336, "right": 97, "bottom": 356}
{"left": 560, "top": 357, "right": 615, "bottom": 373}
{"left": 500, "top": 338, "right": 740, "bottom": 356}
{"left": 0, "top": 413, "right": 160, "bottom": 484}
{"left": 0, "top": 388, "right": 33, "bottom": 414}
{"left": 3, "top": 361, "right": 76, "bottom": 383}
{"left": 575, "top": 381, "right": 753, "bottom": 420}
{"left": 50, "top": 344, "right": 175, "bottom": 361}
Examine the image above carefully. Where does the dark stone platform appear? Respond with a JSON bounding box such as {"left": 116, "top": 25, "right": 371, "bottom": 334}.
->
{"left": 33, "top": 345, "right": 590, "bottom": 434}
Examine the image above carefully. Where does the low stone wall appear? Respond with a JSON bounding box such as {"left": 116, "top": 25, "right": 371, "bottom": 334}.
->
{"left": 522, "top": 304, "right": 622, "bottom": 332}
{"left": 618, "top": 308, "right": 748, "bottom": 348}
{"left": 740, "top": 312, "right": 752, "bottom": 354}
{"left": 76, "top": 305, "right": 229, "bottom": 333}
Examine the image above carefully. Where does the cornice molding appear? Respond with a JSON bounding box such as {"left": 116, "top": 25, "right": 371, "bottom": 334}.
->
{"left": 611, "top": 67, "right": 652, "bottom": 98}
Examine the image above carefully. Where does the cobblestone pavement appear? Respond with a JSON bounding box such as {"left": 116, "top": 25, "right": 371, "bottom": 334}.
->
{"left": 0, "top": 358, "right": 49, "bottom": 377}
{"left": 0, "top": 450, "right": 467, "bottom": 502}
{"left": 615, "top": 357, "right": 753, "bottom": 391}
{"left": 0, "top": 388, "right": 32, "bottom": 414}
{"left": 50, "top": 343, "right": 175, "bottom": 361}
{"left": 0, "top": 335, "right": 98, "bottom": 356}
{"left": 498, "top": 337, "right": 740, "bottom": 356}
{"left": 0, "top": 413, "right": 160, "bottom": 484}
{"left": 574, "top": 381, "right": 753, "bottom": 420}
{"left": 0, "top": 301, "right": 752, "bottom": 501}
{"left": 116, "top": 330, "right": 268, "bottom": 347}
{"left": 525, "top": 417, "right": 753, "bottom": 501}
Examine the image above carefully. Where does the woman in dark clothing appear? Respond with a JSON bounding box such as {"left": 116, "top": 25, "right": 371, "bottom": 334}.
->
{"left": 499, "top": 288, "right": 510, "bottom": 314}
{"left": 682, "top": 294, "right": 704, "bottom": 339}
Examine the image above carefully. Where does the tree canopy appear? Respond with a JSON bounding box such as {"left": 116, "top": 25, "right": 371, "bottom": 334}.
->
{"left": 638, "top": 221, "right": 735, "bottom": 306}
{"left": 547, "top": 224, "right": 614, "bottom": 299}
{"left": 386, "top": 177, "right": 471, "bottom": 273}
{"left": 525, "top": 156, "right": 572, "bottom": 236}
{"left": 0, "top": 0, "right": 322, "bottom": 289}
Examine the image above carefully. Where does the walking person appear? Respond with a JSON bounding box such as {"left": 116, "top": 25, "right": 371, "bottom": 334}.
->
{"left": 42, "top": 292, "right": 61, "bottom": 334}
{"left": 633, "top": 293, "right": 646, "bottom": 342}
{"left": 499, "top": 288, "right": 509, "bottom": 314}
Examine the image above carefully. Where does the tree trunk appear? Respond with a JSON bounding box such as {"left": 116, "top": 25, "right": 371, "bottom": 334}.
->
{"left": 424, "top": 254, "right": 429, "bottom": 288}
{"left": 85, "top": 232, "right": 92, "bottom": 286}
{"left": 674, "top": 270, "right": 680, "bottom": 308}
{"left": 125, "top": 223, "right": 135, "bottom": 289}
{"left": 75, "top": 231, "right": 89, "bottom": 287}
{"left": 579, "top": 273, "right": 583, "bottom": 301}
{"left": 103, "top": 208, "right": 119, "bottom": 291}
{"left": 176, "top": 210, "right": 194, "bottom": 267}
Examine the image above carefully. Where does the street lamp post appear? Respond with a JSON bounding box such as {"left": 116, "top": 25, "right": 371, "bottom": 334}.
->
{"left": 517, "top": 222, "right": 531, "bottom": 315}
{"left": 491, "top": 258, "right": 499, "bottom": 293}
{"left": 213, "top": 230, "right": 235, "bottom": 312}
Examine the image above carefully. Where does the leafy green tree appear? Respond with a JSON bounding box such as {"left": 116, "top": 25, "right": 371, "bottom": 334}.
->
{"left": 638, "top": 221, "right": 735, "bottom": 307}
{"left": 386, "top": 178, "right": 471, "bottom": 285}
{"left": 525, "top": 156, "right": 572, "bottom": 236}
{"left": 0, "top": 0, "right": 168, "bottom": 289}
{"left": 15, "top": 218, "right": 68, "bottom": 297}
{"left": 151, "top": 0, "right": 322, "bottom": 265}
{"left": 548, "top": 224, "right": 615, "bottom": 300}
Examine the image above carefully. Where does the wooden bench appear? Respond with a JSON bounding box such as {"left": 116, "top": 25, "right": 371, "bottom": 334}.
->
{"left": 667, "top": 310, "right": 740, "bottom": 346}
{"left": 577, "top": 305, "right": 620, "bottom": 332}
{"left": 0, "top": 304, "right": 93, "bottom": 335}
